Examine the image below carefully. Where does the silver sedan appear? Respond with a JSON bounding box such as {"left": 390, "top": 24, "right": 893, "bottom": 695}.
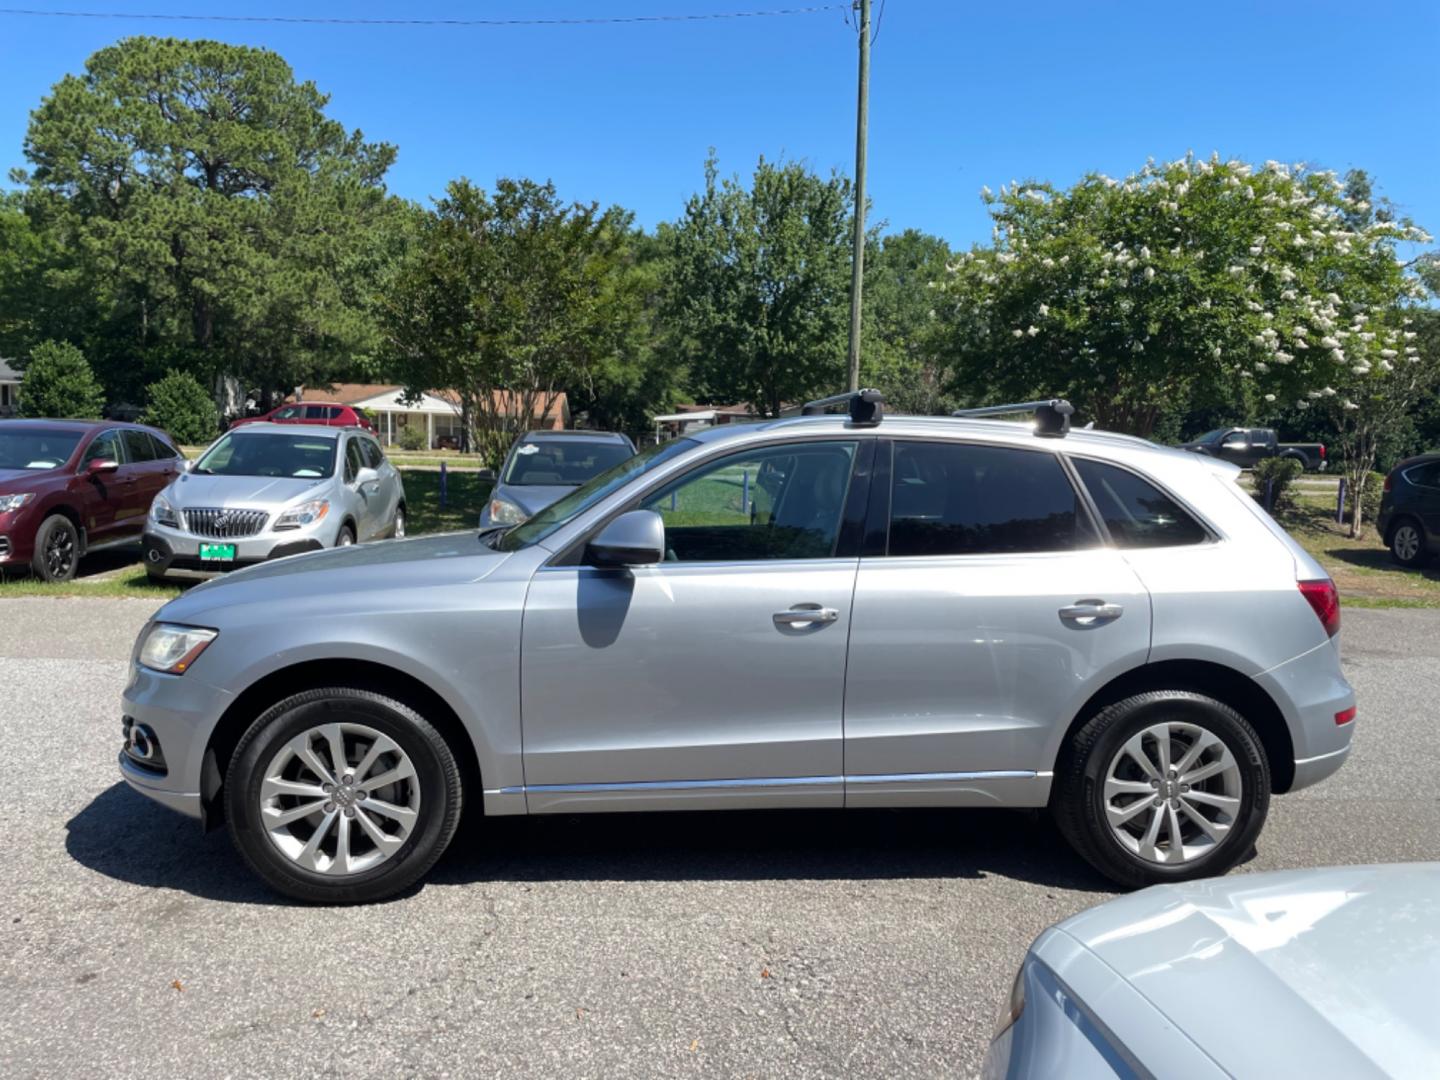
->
{"left": 141, "top": 423, "right": 405, "bottom": 580}
{"left": 985, "top": 863, "right": 1440, "bottom": 1078}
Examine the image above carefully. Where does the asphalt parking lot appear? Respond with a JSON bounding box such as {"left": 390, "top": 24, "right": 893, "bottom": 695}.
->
{"left": 3, "top": 597, "right": 1439, "bottom": 1079}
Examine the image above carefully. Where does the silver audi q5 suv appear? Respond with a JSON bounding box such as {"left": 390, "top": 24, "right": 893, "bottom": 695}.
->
{"left": 119, "top": 393, "right": 1355, "bottom": 903}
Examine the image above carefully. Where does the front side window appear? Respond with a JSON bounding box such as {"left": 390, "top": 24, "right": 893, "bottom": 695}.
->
{"left": 640, "top": 440, "right": 858, "bottom": 562}
{"left": 82, "top": 430, "right": 124, "bottom": 468}
{"left": 1072, "top": 458, "right": 1207, "bottom": 548}
{"left": 888, "top": 441, "right": 1095, "bottom": 557}
{"left": 344, "top": 439, "right": 365, "bottom": 483}
{"left": 194, "top": 432, "right": 337, "bottom": 478}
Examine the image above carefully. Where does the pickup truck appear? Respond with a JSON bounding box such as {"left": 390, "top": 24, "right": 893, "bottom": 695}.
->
{"left": 1179, "top": 427, "right": 1327, "bottom": 470}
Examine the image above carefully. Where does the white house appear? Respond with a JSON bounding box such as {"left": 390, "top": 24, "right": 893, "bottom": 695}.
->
{"left": 0, "top": 358, "right": 20, "bottom": 417}
{"left": 299, "top": 383, "right": 570, "bottom": 448}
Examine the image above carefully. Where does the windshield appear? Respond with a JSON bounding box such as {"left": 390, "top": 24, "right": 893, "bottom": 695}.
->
{"left": 502, "top": 439, "right": 635, "bottom": 487}
{"left": 195, "top": 431, "right": 338, "bottom": 478}
{"left": 0, "top": 428, "right": 83, "bottom": 470}
{"left": 497, "top": 438, "right": 697, "bottom": 551}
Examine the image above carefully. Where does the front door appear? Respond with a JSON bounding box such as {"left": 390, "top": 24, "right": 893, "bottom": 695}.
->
{"left": 519, "top": 438, "right": 867, "bottom": 812}
{"left": 842, "top": 440, "right": 1153, "bottom": 807}
{"left": 73, "top": 429, "right": 126, "bottom": 547}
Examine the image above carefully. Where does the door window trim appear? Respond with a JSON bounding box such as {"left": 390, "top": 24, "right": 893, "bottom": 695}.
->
{"left": 544, "top": 433, "right": 880, "bottom": 569}
{"left": 869, "top": 435, "right": 1104, "bottom": 560}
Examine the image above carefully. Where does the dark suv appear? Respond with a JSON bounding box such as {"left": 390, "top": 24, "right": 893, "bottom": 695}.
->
{"left": 0, "top": 419, "right": 183, "bottom": 580}
{"left": 1377, "top": 453, "right": 1440, "bottom": 567}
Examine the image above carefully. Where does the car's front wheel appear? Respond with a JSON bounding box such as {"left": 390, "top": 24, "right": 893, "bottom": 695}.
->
{"left": 31, "top": 514, "right": 80, "bottom": 582}
{"left": 1389, "top": 519, "right": 1429, "bottom": 567}
{"left": 1053, "top": 691, "right": 1269, "bottom": 888}
{"left": 225, "top": 687, "right": 463, "bottom": 903}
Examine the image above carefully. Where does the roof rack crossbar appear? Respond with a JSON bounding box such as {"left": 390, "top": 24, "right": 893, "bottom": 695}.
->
{"left": 951, "top": 398, "right": 1075, "bottom": 438}
{"left": 801, "top": 388, "right": 885, "bottom": 426}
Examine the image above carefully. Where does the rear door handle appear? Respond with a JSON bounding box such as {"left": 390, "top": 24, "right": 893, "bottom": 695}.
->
{"left": 773, "top": 605, "right": 839, "bottom": 627}
{"left": 1059, "top": 600, "right": 1124, "bottom": 627}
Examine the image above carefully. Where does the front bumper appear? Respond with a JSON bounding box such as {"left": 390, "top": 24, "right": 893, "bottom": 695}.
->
{"left": 143, "top": 524, "right": 325, "bottom": 574}
{"left": 118, "top": 660, "right": 233, "bottom": 823}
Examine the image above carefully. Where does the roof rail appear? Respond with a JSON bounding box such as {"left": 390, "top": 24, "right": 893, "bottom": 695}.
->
{"left": 952, "top": 398, "right": 1074, "bottom": 438}
{"left": 801, "top": 388, "right": 885, "bottom": 426}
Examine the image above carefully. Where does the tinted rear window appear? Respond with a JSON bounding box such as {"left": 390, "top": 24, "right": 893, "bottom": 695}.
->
{"left": 888, "top": 441, "right": 1095, "bottom": 557}
{"left": 1072, "top": 458, "right": 1208, "bottom": 548}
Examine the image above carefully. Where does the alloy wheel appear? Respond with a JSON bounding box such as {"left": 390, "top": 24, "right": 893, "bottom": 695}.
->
{"left": 1102, "top": 721, "right": 1243, "bottom": 865}
{"left": 1394, "top": 525, "right": 1421, "bottom": 563}
{"left": 258, "top": 722, "right": 420, "bottom": 876}
{"left": 45, "top": 528, "right": 75, "bottom": 579}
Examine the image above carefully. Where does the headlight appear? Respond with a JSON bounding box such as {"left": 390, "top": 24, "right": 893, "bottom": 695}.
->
{"left": 138, "top": 623, "right": 218, "bottom": 675}
{"left": 486, "top": 497, "right": 527, "bottom": 525}
{"left": 991, "top": 963, "right": 1027, "bottom": 1040}
{"left": 0, "top": 493, "right": 34, "bottom": 513}
{"left": 274, "top": 499, "right": 330, "bottom": 530}
{"left": 150, "top": 495, "right": 179, "bottom": 527}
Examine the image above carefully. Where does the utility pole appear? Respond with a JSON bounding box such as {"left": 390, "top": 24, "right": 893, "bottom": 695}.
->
{"left": 846, "top": 0, "right": 871, "bottom": 392}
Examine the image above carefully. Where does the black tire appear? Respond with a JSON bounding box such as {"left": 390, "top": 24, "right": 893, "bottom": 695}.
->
{"left": 336, "top": 524, "right": 356, "bottom": 547}
{"left": 31, "top": 514, "right": 80, "bottom": 582}
{"left": 1389, "top": 518, "right": 1430, "bottom": 567}
{"left": 1052, "top": 691, "right": 1270, "bottom": 888}
{"left": 225, "top": 687, "right": 463, "bottom": 904}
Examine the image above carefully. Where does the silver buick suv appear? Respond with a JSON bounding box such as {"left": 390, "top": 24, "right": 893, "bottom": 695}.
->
{"left": 118, "top": 394, "right": 1355, "bottom": 903}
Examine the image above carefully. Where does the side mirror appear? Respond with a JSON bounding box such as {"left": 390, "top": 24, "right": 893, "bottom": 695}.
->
{"left": 183, "top": 458, "right": 195, "bottom": 472}
{"left": 587, "top": 509, "right": 665, "bottom": 568}
{"left": 354, "top": 466, "right": 379, "bottom": 490}
{"left": 87, "top": 458, "right": 119, "bottom": 476}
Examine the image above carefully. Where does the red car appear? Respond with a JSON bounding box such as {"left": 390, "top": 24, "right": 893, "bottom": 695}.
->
{"left": 230, "top": 401, "right": 375, "bottom": 431}
{"left": 0, "top": 419, "right": 184, "bottom": 581}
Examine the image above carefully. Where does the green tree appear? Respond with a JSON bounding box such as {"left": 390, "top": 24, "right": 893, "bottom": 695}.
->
{"left": 382, "top": 178, "right": 651, "bottom": 463}
{"left": 17, "top": 340, "right": 106, "bottom": 419}
{"left": 935, "top": 156, "right": 1430, "bottom": 439}
{"left": 660, "top": 155, "right": 853, "bottom": 416}
{"left": 18, "top": 36, "right": 401, "bottom": 411}
{"left": 860, "top": 229, "right": 955, "bottom": 414}
{"left": 141, "top": 370, "right": 219, "bottom": 445}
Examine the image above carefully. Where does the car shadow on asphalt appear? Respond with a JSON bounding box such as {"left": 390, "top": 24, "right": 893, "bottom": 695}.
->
{"left": 67, "top": 783, "right": 1113, "bottom": 905}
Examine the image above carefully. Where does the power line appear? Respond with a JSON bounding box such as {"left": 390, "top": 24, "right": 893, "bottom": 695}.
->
{"left": 0, "top": 5, "right": 848, "bottom": 28}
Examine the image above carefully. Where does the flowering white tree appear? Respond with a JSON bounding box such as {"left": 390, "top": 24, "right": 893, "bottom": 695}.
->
{"left": 935, "top": 156, "right": 1433, "bottom": 447}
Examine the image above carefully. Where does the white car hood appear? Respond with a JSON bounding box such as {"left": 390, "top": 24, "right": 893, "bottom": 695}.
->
{"left": 1055, "top": 863, "right": 1440, "bottom": 1077}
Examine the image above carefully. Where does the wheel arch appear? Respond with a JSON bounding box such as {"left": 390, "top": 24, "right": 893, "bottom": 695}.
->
{"left": 1057, "top": 659, "right": 1295, "bottom": 793}
{"left": 201, "top": 658, "right": 483, "bottom": 830}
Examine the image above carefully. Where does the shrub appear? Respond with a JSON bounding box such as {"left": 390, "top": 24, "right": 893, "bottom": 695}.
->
{"left": 17, "top": 340, "right": 105, "bottom": 419}
{"left": 1252, "top": 456, "right": 1303, "bottom": 510}
{"left": 141, "top": 371, "right": 218, "bottom": 446}
{"left": 398, "top": 425, "right": 427, "bottom": 452}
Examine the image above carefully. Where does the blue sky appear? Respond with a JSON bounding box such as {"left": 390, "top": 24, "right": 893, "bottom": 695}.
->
{"left": 1, "top": 1, "right": 1437, "bottom": 249}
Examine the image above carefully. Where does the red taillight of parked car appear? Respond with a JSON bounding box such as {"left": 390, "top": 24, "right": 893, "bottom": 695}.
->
{"left": 1335, "top": 705, "right": 1357, "bottom": 726}
{"left": 1318, "top": 444, "right": 1326, "bottom": 461}
{"left": 1298, "top": 578, "right": 1340, "bottom": 638}
{"left": 1383, "top": 471, "right": 1394, "bottom": 493}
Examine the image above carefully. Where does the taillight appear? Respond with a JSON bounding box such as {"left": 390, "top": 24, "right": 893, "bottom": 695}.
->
{"left": 1383, "top": 472, "right": 1393, "bottom": 493}
{"left": 1298, "top": 578, "right": 1340, "bottom": 637}
{"left": 1335, "top": 706, "right": 1357, "bottom": 726}
{"left": 1318, "top": 444, "right": 1326, "bottom": 460}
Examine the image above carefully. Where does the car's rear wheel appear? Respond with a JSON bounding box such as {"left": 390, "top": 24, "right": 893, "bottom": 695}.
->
{"left": 1053, "top": 691, "right": 1269, "bottom": 888}
{"left": 393, "top": 506, "right": 406, "bottom": 540}
{"left": 1389, "top": 520, "right": 1428, "bottom": 567}
{"left": 225, "top": 687, "right": 462, "bottom": 903}
{"left": 31, "top": 514, "right": 80, "bottom": 582}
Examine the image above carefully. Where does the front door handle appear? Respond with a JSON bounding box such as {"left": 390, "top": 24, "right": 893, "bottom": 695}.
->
{"left": 773, "top": 605, "right": 839, "bottom": 628}
{"left": 1059, "top": 600, "right": 1124, "bottom": 627}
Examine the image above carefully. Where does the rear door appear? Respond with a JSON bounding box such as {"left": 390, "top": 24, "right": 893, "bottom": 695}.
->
{"left": 842, "top": 439, "right": 1152, "bottom": 807}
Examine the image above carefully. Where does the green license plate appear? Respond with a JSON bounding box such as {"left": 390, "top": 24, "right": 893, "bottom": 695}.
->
{"left": 198, "top": 543, "right": 237, "bottom": 561}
